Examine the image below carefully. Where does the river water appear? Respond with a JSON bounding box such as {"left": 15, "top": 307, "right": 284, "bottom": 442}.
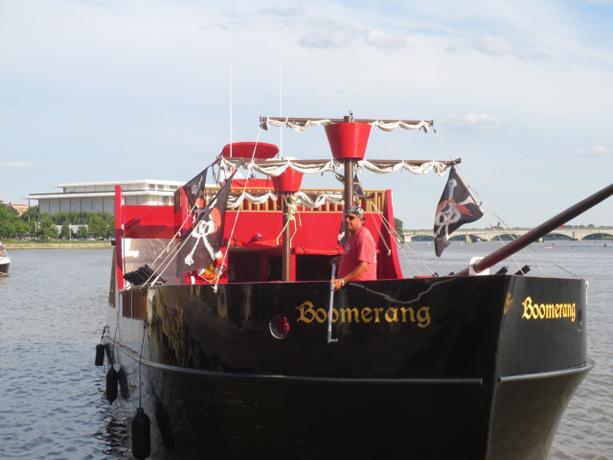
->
{"left": 0, "top": 242, "right": 610, "bottom": 459}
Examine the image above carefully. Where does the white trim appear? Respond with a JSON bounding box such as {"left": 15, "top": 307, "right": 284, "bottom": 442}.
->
{"left": 56, "top": 179, "right": 183, "bottom": 187}
{"left": 29, "top": 191, "right": 176, "bottom": 199}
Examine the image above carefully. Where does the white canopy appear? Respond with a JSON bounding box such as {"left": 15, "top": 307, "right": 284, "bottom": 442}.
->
{"left": 260, "top": 117, "right": 434, "bottom": 133}
{"left": 220, "top": 157, "right": 455, "bottom": 177}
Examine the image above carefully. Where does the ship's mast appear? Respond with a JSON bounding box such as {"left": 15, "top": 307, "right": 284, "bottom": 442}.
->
{"left": 282, "top": 193, "right": 291, "bottom": 281}
{"left": 259, "top": 113, "right": 435, "bottom": 280}
{"left": 272, "top": 168, "right": 303, "bottom": 282}
{"left": 342, "top": 114, "right": 355, "bottom": 211}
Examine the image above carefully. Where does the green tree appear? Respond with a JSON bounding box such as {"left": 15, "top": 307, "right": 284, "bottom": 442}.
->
{"left": 77, "top": 212, "right": 89, "bottom": 225}
{"left": 20, "top": 205, "right": 40, "bottom": 223}
{"left": 394, "top": 218, "right": 405, "bottom": 243}
{"left": 38, "top": 214, "right": 59, "bottom": 241}
{"left": 88, "top": 214, "right": 110, "bottom": 238}
{"left": 0, "top": 204, "right": 18, "bottom": 238}
{"left": 59, "top": 222, "right": 71, "bottom": 239}
{"left": 14, "top": 220, "right": 29, "bottom": 238}
{"left": 51, "top": 212, "right": 67, "bottom": 225}
{"left": 0, "top": 203, "right": 29, "bottom": 238}
{"left": 77, "top": 226, "right": 89, "bottom": 239}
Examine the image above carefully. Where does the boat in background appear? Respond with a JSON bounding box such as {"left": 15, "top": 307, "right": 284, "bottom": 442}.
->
{"left": 0, "top": 242, "right": 10, "bottom": 275}
{"left": 97, "top": 114, "right": 612, "bottom": 460}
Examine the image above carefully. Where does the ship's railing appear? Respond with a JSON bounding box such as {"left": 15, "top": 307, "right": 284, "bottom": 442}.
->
{"left": 203, "top": 187, "right": 386, "bottom": 213}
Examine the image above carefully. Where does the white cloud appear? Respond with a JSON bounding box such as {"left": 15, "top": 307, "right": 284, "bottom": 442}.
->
{"left": 363, "top": 29, "right": 406, "bottom": 50}
{"left": 259, "top": 6, "right": 305, "bottom": 18}
{"left": 593, "top": 145, "right": 611, "bottom": 155}
{"left": 0, "top": 0, "right": 612, "bottom": 225}
{"left": 297, "top": 31, "right": 353, "bottom": 48}
{"left": 2, "top": 161, "right": 33, "bottom": 168}
{"left": 440, "top": 113, "right": 501, "bottom": 128}
{"left": 578, "top": 145, "right": 612, "bottom": 157}
{"left": 473, "top": 34, "right": 513, "bottom": 56}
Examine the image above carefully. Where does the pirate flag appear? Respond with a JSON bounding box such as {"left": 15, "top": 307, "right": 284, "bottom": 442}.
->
{"left": 433, "top": 167, "right": 483, "bottom": 257}
{"left": 177, "top": 173, "right": 235, "bottom": 275}
{"left": 183, "top": 165, "right": 212, "bottom": 208}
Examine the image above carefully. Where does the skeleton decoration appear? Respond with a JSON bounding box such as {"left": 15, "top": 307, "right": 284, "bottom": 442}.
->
{"left": 177, "top": 174, "right": 234, "bottom": 276}
{"left": 433, "top": 167, "right": 483, "bottom": 257}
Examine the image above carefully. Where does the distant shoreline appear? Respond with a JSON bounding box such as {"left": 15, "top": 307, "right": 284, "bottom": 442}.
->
{"left": 3, "top": 241, "right": 112, "bottom": 249}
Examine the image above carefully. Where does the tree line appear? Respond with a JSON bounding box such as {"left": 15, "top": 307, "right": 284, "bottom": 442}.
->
{"left": 0, "top": 204, "right": 114, "bottom": 241}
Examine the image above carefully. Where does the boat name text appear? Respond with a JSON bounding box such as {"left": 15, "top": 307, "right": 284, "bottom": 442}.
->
{"left": 296, "top": 301, "right": 431, "bottom": 328}
{"left": 521, "top": 296, "right": 576, "bottom": 322}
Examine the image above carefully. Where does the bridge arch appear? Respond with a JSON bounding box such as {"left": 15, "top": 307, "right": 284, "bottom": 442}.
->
{"left": 409, "top": 234, "right": 434, "bottom": 242}
{"left": 490, "top": 233, "right": 520, "bottom": 241}
{"left": 543, "top": 233, "right": 575, "bottom": 241}
{"left": 581, "top": 232, "right": 613, "bottom": 240}
{"left": 449, "top": 235, "right": 467, "bottom": 242}
{"left": 403, "top": 226, "right": 613, "bottom": 242}
{"left": 467, "top": 234, "right": 486, "bottom": 242}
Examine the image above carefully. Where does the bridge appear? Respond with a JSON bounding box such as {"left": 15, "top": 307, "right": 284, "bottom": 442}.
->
{"left": 403, "top": 226, "right": 613, "bottom": 242}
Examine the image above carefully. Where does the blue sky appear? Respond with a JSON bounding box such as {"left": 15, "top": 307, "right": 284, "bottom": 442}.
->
{"left": 0, "top": 0, "right": 611, "bottom": 228}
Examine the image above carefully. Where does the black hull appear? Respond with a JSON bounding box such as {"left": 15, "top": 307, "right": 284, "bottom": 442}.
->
{"left": 0, "top": 262, "right": 8, "bottom": 274}
{"left": 108, "top": 274, "right": 590, "bottom": 459}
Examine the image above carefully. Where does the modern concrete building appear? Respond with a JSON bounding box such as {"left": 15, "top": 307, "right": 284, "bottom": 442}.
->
{"left": 29, "top": 180, "right": 184, "bottom": 215}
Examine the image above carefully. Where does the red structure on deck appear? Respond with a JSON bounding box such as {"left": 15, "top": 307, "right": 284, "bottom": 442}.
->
{"left": 113, "top": 120, "right": 404, "bottom": 287}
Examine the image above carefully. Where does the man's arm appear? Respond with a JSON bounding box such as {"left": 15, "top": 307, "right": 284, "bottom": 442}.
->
{"left": 333, "top": 261, "right": 368, "bottom": 290}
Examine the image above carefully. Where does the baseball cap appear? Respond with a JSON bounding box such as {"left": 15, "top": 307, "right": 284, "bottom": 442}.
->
{"left": 344, "top": 205, "right": 364, "bottom": 218}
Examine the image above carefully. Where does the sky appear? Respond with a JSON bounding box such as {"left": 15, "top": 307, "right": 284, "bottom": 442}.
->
{"left": 0, "top": 0, "right": 612, "bottom": 229}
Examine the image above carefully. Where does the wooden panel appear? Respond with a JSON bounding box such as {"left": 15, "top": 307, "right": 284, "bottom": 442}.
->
{"left": 121, "top": 289, "right": 148, "bottom": 320}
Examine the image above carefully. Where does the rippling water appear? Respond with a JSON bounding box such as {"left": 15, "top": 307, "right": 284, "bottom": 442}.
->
{"left": 0, "top": 249, "right": 130, "bottom": 459}
{"left": 0, "top": 243, "right": 611, "bottom": 459}
{"left": 405, "top": 240, "right": 613, "bottom": 460}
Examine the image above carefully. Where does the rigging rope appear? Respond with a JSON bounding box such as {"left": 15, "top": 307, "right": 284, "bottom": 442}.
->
{"left": 275, "top": 194, "right": 299, "bottom": 246}
{"left": 212, "top": 127, "right": 264, "bottom": 289}
{"left": 368, "top": 200, "right": 436, "bottom": 276}
{"left": 433, "top": 130, "right": 544, "bottom": 275}
{"left": 140, "top": 157, "right": 223, "bottom": 287}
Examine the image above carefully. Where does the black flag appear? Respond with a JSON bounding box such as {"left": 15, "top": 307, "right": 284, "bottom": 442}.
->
{"left": 183, "top": 165, "right": 211, "bottom": 208}
{"left": 433, "top": 167, "right": 483, "bottom": 257}
{"left": 177, "top": 174, "right": 234, "bottom": 275}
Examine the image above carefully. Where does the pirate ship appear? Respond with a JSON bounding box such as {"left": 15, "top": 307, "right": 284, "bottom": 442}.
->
{"left": 99, "top": 115, "right": 612, "bottom": 460}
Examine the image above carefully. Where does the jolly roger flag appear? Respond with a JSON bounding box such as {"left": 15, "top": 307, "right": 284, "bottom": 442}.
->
{"left": 176, "top": 173, "right": 235, "bottom": 275}
{"left": 183, "top": 165, "right": 211, "bottom": 208}
{"left": 433, "top": 167, "right": 484, "bottom": 257}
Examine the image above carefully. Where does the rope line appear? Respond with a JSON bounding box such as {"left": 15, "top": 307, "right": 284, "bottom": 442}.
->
{"left": 212, "top": 127, "right": 263, "bottom": 289}
{"left": 368, "top": 200, "right": 435, "bottom": 276}
{"left": 140, "top": 158, "right": 223, "bottom": 287}
{"left": 275, "top": 194, "right": 299, "bottom": 246}
{"left": 349, "top": 277, "right": 455, "bottom": 304}
{"left": 433, "top": 130, "right": 543, "bottom": 275}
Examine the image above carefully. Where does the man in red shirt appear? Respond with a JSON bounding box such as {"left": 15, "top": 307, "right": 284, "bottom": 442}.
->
{"left": 332, "top": 205, "right": 377, "bottom": 290}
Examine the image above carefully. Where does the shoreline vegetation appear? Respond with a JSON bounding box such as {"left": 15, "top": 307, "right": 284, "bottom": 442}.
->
{"left": 3, "top": 240, "right": 112, "bottom": 249}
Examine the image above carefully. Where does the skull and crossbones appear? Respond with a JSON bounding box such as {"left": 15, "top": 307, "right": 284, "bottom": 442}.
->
{"left": 184, "top": 206, "right": 221, "bottom": 267}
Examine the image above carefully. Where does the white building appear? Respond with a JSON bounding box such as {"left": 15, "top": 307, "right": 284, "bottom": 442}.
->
{"left": 29, "top": 180, "right": 184, "bottom": 215}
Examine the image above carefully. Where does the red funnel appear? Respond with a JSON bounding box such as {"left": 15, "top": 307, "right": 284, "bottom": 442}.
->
{"left": 324, "top": 122, "right": 371, "bottom": 160}
{"left": 272, "top": 167, "right": 303, "bottom": 193}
